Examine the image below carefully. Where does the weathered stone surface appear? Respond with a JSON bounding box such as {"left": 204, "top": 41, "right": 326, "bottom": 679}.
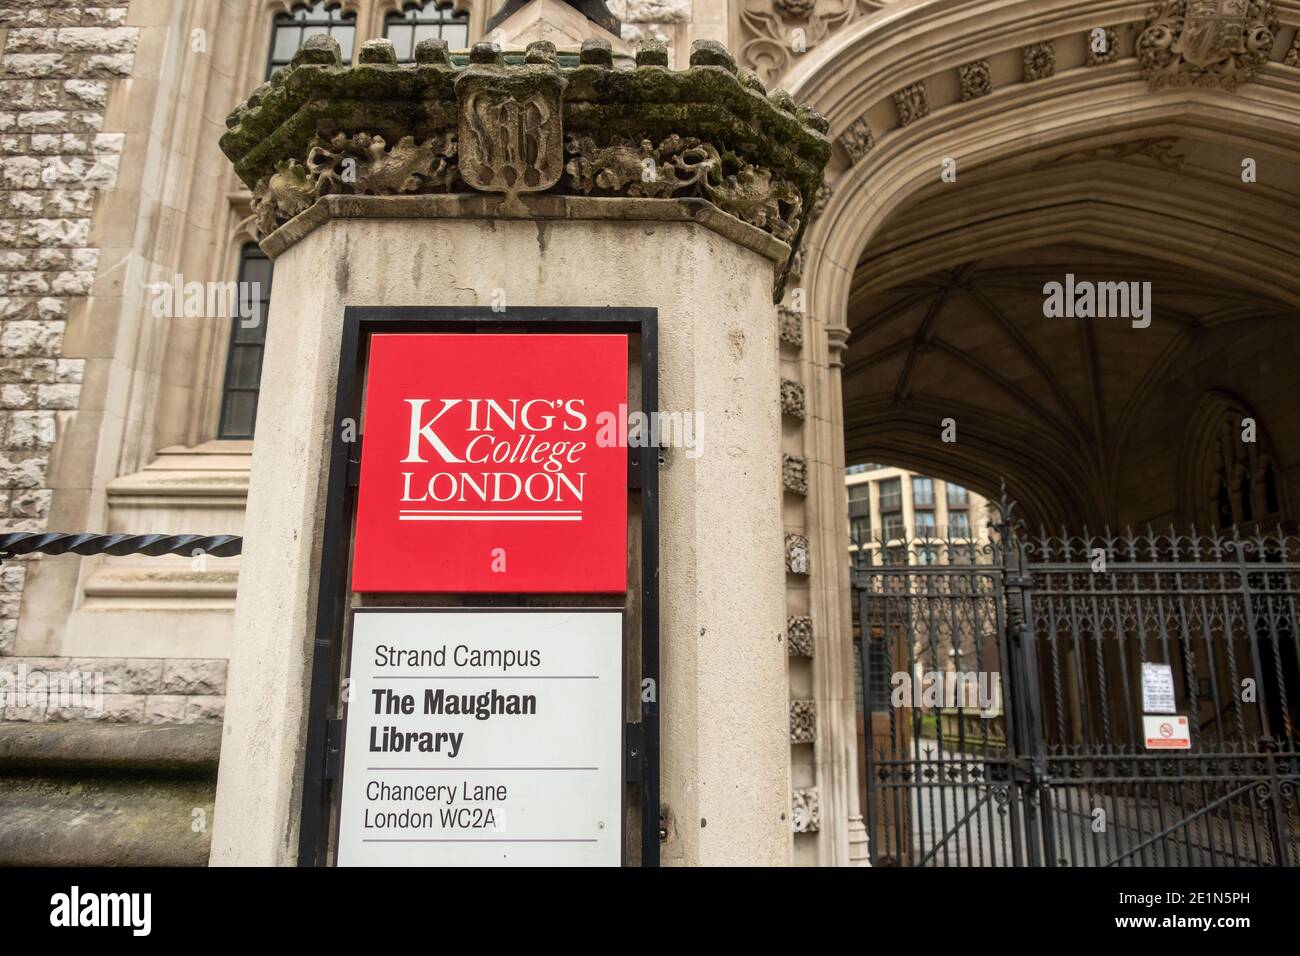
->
{"left": 159, "top": 659, "right": 228, "bottom": 696}
{"left": 0, "top": 5, "right": 133, "bottom": 649}
{"left": 219, "top": 34, "right": 830, "bottom": 300}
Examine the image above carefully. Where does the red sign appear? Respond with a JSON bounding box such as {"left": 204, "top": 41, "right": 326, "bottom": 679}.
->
{"left": 352, "top": 334, "right": 628, "bottom": 593}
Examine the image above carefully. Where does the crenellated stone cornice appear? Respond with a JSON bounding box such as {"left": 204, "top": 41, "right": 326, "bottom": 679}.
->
{"left": 219, "top": 34, "right": 831, "bottom": 300}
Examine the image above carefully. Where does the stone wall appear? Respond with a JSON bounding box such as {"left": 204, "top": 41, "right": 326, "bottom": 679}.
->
{"left": 0, "top": 4, "right": 137, "bottom": 655}
{"left": 1, "top": 656, "right": 227, "bottom": 723}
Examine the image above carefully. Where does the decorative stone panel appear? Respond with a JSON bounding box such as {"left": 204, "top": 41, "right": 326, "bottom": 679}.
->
{"left": 792, "top": 787, "right": 820, "bottom": 832}
{"left": 790, "top": 699, "right": 816, "bottom": 743}
{"left": 1022, "top": 41, "right": 1056, "bottom": 82}
{"left": 787, "top": 614, "right": 814, "bottom": 657}
{"left": 777, "top": 306, "right": 803, "bottom": 348}
{"left": 780, "top": 378, "right": 805, "bottom": 419}
{"left": 892, "top": 81, "right": 929, "bottom": 126}
{"left": 837, "top": 116, "right": 874, "bottom": 165}
{"left": 958, "top": 59, "right": 991, "bottom": 101}
{"left": 782, "top": 453, "right": 807, "bottom": 495}
{"left": 1086, "top": 26, "right": 1120, "bottom": 66}
{"left": 785, "top": 533, "right": 810, "bottom": 575}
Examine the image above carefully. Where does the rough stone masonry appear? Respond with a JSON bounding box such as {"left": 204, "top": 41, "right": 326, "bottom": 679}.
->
{"left": 0, "top": 4, "right": 221, "bottom": 725}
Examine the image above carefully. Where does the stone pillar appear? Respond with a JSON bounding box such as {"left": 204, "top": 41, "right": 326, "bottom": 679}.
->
{"left": 208, "top": 33, "right": 828, "bottom": 866}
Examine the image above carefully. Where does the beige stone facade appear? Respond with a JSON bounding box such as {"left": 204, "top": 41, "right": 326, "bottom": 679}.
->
{"left": 2, "top": 0, "right": 1298, "bottom": 865}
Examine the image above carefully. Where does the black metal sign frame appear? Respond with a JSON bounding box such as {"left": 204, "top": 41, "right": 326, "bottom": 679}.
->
{"left": 296, "top": 306, "right": 659, "bottom": 867}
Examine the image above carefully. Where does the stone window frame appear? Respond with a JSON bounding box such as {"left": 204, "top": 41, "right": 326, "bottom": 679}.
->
{"left": 384, "top": 1, "right": 472, "bottom": 62}
{"left": 195, "top": 0, "right": 490, "bottom": 446}
{"left": 216, "top": 243, "right": 275, "bottom": 439}
{"left": 266, "top": 1, "right": 360, "bottom": 79}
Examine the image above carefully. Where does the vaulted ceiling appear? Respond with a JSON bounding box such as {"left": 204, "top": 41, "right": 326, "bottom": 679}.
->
{"left": 842, "top": 242, "right": 1297, "bottom": 529}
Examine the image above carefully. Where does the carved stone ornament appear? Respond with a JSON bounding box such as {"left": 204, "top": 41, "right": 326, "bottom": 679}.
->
{"left": 892, "top": 81, "right": 930, "bottom": 126}
{"left": 1136, "top": 1, "right": 1279, "bottom": 90}
{"left": 790, "top": 699, "right": 816, "bottom": 742}
{"left": 792, "top": 787, "right": 821, "bottom": 832}
{"left": 456, "top": 53, "right": 567, "bottom": 211}
{"left": 220, "top": 34, "right": 832, "bottom": 302}
{"left": 253, "top": 131, "right": 458, "bottom": 235}
{"left": 837, "top": 116, "right": 874, "bottom": 165}
{"left": 778, "top": 306, "right": 804, "bottom": 348}
{"left": 1286, "top": 30, "right": 1300, "bottom": 66}
{"left": 739, "top": 0, "right": 884, "bottom": 86}
{"left": 782, "top": 453, "right": 808, "bottom": 495}
{"left": 1023, "top": 41, "right": 1057, "bottom": 81}
{"left": 811, "top": 180, "right": 831, "bottom": 218}
{"left": 958, "top": 60, "right": 992, "bottom": 101}
{"left": 787, "top": 614, "right": 814, "bottom": 656}
{"left": 774, "top": 0, "right": 816, "bottom": 17}
{"left": 780, "top": 378, "right": 806, "bottom": 419}
{"left": 785, "top": 532, "right": 810, "bottom": 574}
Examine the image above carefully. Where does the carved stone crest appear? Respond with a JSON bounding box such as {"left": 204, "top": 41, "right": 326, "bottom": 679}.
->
{"left": 1136, "top": 0, "right": 1278, "bottom": 90}
{"left": 456, "top": 49, "right": 567, "bottom": 210}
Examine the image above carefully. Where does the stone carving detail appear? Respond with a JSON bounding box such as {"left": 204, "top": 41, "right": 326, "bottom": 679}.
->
{"left": 778, "top": 306, "right": 804, "bottom": 348}
{"left": 1136, "top": 1, "right": 1279, "bottom": 90}
{"left": 227, "top": 36, "right": 830, "bottom": 281}
{"left": 775, "top": 0, "right": 816, "bottom": 16}
{"left": 781, "top": 378, "right": 806, "bottom": 418}
{"left": 959, "top": 60, "right": 992, "bottom": 100}
{"left": 783, "top": 454, "right": 808, "bottom": 495}
{"left": 457, "top": 62, "right": 567, "bottom": 209}
{"left": 1038, "top": 137, "right": 1187, "bottom": 173}
{"left": 1086, "top": 26, "right": 1121, "bottom": 65}
{"left": 837, "top": 116, "right": 874, "bottom": 164}
{"left": 786, "top": 533, "right": 810, "bottom": 574}
{"left": 892, "top": 82, "right": 930, "bottom": 125}
{"left": 792, "top": 787, "right": 821, "bottom": 832}
{"left": 252, "top": 132, "right": 459, "bottom": 234}
{"left": 790, "top": 699, "right": 816, "bottom": 742}
{"left": 811, "top": 181, "right": 832, "bottom": 218}
{"left": 1023, "top": 41, "right": 1056, "bottom": 81}
{"left": 565, "top": 134, "right": 804, "bottom": 243}
{"left": 738, "top": 0, "right": 886, "bottom": 85}
{"left": 1286, "top": 31, "right": 1300, "bottom": 66}
{"left": 787, "top": 614, "right": 814, "bottom": 656}
{"left": 788, "top": 247, "right": 805, "bottom": 279}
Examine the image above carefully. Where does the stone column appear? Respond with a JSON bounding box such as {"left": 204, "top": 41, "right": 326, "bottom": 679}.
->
{"left": 208, "top": 34, "right": 829, "bottom": 865}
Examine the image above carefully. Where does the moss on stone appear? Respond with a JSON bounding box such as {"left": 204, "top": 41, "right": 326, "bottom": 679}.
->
{"left": 219, "top": 38, "right": 830, "bottom": 299}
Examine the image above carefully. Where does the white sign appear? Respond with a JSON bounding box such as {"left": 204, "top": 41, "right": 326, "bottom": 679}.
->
{"left": 1143, "top": 714, "right": 1191, "bottom": 750}
{"left": 337, "top": 609, "right": 623, "bottom": 866}
{"left": 1141, "top": 662, "right": 1177, "bottom": 714}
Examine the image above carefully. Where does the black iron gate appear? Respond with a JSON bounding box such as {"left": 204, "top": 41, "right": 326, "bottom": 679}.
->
{"left": 853, "top": 497, "right": 1300, "bottom": 866}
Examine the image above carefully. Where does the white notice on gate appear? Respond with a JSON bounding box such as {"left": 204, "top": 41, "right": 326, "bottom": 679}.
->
{"left": 336, "top": 609, "right": 623, "bottom": 866}
{"left": 1143, "top": 714, "right": 1191, "bottom": 750}
{"left": 1140, "top": 662, "right": 1177, "bottom": 714}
